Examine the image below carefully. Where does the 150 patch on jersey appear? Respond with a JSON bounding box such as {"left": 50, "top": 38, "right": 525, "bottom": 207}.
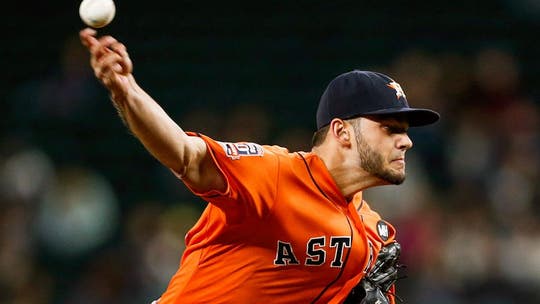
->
{"left": 219, "top": 142, "right": 264, "bottom": 159}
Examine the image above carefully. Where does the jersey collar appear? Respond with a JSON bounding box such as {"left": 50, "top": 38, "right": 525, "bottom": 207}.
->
{"left": 300, "top": 152, "right": 352, "bottom": 206}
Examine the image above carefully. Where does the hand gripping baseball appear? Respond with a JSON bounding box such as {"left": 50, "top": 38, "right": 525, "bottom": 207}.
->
{"left": 344, "top": 241, "right": 404, "bottom": 304}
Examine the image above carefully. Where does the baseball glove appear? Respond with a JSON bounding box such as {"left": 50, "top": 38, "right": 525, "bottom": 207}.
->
{"left": 344, "top": 241, "right": 404, "bottom": 304}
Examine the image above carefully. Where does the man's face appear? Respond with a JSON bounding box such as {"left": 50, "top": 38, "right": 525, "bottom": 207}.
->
{"left": 352, "top": 116, "right": 412, "bottom": 185}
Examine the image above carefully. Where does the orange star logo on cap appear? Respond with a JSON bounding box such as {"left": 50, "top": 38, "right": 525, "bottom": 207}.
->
{"left": 387, "top": 81, "right": 406, "bottom": 99}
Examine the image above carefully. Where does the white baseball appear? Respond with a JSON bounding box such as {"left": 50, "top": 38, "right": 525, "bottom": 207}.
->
{"left": 79, "top": 0, "right": 116, "bottom": 28}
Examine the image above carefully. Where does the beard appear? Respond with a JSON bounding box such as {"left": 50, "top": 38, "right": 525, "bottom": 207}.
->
{"left": 356, "top": 133, "right": 406, "bottom": 185}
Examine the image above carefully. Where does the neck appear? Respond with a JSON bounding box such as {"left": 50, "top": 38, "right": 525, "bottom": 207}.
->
{"left": 312, "top": 145, "right": 386, "bottom": 200}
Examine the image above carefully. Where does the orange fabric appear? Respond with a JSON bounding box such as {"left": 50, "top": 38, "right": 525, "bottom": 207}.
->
{"left": 351, "top": 196, "right": 397, "bottom": 304}
{"left": 158, "top": 134, "right": 397, "bottom": 304}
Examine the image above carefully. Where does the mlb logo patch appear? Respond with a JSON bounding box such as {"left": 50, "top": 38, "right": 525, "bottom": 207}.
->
{"left": 219, "top": 142, "right": 264, "bottom": 160}
{"left": 376, "top": 220, "right": 389, "bottom": 241}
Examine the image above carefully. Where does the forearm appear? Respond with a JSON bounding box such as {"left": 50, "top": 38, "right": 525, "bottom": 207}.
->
{"left": 79, "top": 28, "right": 221, "bottom": 191}
{"left": 110, "top": 75, "right": 201, "bottom": 175}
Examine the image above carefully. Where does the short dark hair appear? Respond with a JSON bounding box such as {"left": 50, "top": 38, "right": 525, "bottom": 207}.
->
{"left": 312, "top": 117, "right": 365, "bottom": 147}
{"left": 311, "top": 125, "right": 330, "bottom": 147}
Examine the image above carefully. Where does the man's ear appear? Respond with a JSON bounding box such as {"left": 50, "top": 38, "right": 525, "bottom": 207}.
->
{"left": 329, "top": 118, "right": 352, "bottom": 146}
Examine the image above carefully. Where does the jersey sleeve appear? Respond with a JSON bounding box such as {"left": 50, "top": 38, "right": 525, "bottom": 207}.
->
{"left": 179, "top": 133, "right": 281, "bottom": 218}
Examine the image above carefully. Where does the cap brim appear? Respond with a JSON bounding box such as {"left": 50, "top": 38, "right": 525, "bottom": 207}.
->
{"left": 362, "top": 107, "right": 440, "bottom": 127}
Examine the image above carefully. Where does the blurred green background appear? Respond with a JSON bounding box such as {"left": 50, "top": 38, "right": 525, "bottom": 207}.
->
{"left": 2, "top": 0, "right": 540, "bottom": 303}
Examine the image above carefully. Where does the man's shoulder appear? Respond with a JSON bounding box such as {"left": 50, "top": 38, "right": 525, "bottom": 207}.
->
{"left": 192, "top": 132, "right": 306, "bottom": 163}
{"left": 262, "top": 144, "right": 295, "bottom": 157}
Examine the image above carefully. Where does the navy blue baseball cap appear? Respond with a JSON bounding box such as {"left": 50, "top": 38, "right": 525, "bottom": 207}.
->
{"left": 316, "top": 70, "right": 440, "bottom": 129}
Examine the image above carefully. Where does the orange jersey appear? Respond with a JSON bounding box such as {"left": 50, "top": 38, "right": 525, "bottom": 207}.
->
{"left": 158, "top": 133, "right": 396, "bottom": 304}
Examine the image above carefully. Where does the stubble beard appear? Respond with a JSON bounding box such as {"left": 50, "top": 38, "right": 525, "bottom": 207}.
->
{"left": 356, "top": 131, "right": 406, "bottom": 185}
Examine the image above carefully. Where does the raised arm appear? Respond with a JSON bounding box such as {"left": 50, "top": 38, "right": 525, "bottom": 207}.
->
{"left": 79, "top": 28, "right": 225, "bottom": 193}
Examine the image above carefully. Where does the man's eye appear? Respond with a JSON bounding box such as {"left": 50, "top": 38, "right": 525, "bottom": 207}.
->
{"left": 383, "top": 125, "right": 406, "bottom": 134}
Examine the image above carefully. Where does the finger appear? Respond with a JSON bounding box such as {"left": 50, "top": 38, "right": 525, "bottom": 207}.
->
{"left": 109, "top": 41, "right": 128, "bottom": 58}
{"left": 91, "top": 48, "right": 116, "bottom": 77}
{"left": 98, "top": 50, "right": 126, "bottom": 76}
{"left": 108, "top": 42, "right": 132, "bottom": 74}
{"left": 89, "top": 39, "right": 117, "bottom": 69}
{"left": 79, "top": 28, "right": 98, "bottom": 49}
{"left": 116, "top": 56, "right": 132, "bottom": 74}
{"left": 95, "top": 62, "right": 122, "bottom": 89}
{"left": 98, "top": 35, "right": 120, "bottom": 50}
{"left": 87, "top": 35, "right": 116, "bottom": 59}
{"left": 92, "top": 36, "right": 123, "bottom": 66}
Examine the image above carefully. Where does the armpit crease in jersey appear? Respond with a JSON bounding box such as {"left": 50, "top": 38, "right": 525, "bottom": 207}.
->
{"left": 218, "top": 142, "right": 264, "bottom": 160}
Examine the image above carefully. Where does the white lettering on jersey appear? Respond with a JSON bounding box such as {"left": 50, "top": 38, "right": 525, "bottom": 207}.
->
{"left": 275, "top": 236, "right": 352, "bottom": 268}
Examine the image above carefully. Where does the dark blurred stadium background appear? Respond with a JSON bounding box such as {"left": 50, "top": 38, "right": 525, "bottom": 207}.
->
{"left": 2, "top": 0, "right": 540, "bottom": 303}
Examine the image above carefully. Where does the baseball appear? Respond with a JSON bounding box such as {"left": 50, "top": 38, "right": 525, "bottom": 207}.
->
{"left": 79, "top": 0, "right": 116, "bottom": 28}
